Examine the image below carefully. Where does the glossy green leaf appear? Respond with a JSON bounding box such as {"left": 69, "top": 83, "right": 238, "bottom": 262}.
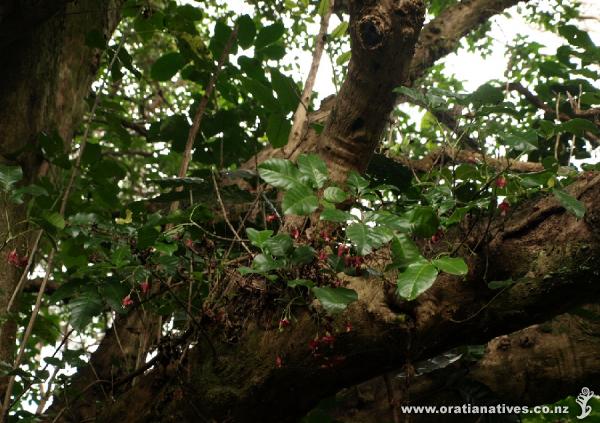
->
{"left": 287, "top": 279, "right": 314, "bottom": 289}
{"left": 237, "top": 15, "right": 256, "bottom": 49}
{"left": 291, "top": 245, "right": 316, "bottom": 265}
{"left": 266, "top": 114, "right": 291, "bottom": 148}
{"left": 323, "top": 187, "right": 348, "bottom": 203}
{"left": 255, "top": 22, "right": 285, "bottom": 50}
{"left": 246, "top": 228, "right": 273, "bottom": 249}
{"left": 282, "top": 184, "right": 318, "bottom": 216}
{"left": 553, "top": 188, "right": 586, "bottom": 219}
{"left": 258, "top": 158, "right": 301, "bottom": 189}
{"left": 396, "top": 261, "right": 439, "bottom": 301}
{"left": 297, "top": 154, "right": 328, "bottom": 189}
{"left": 330, "top": 21, "right": 348, "bottom": 38}
{"left": 346, "top": 223, "right": 393, "bottom": 256}
{"left": 409, "top": 207, "right": 439, "bottom": 237}
{"left": 150, "top": 52, "right": 187, "bottom": 81}
{"left": 0, "top": 164, "right": 23, "bottom": 192}
{"left": 433, "top": 257, "right": 468, "bottom": 276}
{"left": 264, "top": 234, "right": 293, "bottom": 256}
{"left": 312, "top": 286, "right": 358, "bottom": 314}
{"left": 320, "top": 208, "right": 354, "bottom": 222}
{"left": 69, "top": 292, "right": 104, "bottom": 331}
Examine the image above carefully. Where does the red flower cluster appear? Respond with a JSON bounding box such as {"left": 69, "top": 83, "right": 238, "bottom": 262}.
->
{"left": 309, "top": 334, "right": 336, "bottom": 353}
{"left": 344, "top": 255, "right": 363, "bottom": 270}
{"left": 7, "top": 249, "right": 28, "bottom": 268}
{"left": 318, "top": 250, "right": 328, "bottom": 261}
{"left": 266, "top": 214, "right": 278, "bottom": 223}
{"left": 275, "top": 355, "right": 283, "bottom": 368}
{"left": 140, "top": 280, "right": 150, "bottom": 295}
{"left": 320, "top": 230, "right": 331, "bottom": 242}
{"left": 291, "top": 228, "right": 301, "bottom": 240}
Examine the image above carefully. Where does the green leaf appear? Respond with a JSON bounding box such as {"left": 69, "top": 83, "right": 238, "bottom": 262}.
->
{"left": 258, "top": 158, "right": 301, "bottom": 189}
{"left": 236, "top": 15, "right": 256, "bottom": 49}
{"left": 346, "top": 171, "right": 369, "bottom": 194}
{"left": 154, "top": 242, "right": 178, "bottom": 255}
{"left": 68, "top": 291, "right": 104, "bottom": 331}
{"left": 111, "top": 246, "right": 132, "bottom": 268}
{"left": 252, "top": 253, "right": 281, "bottom": 273}
{"left": 409, "top": 207, "right": 439, "bottom": 237}
{"left": 297, "top": 154, "right": 328, "bottom": 189}
{"left": 270, "top": 70, "right": 298, "bottom": 112}
{"left": 336, "top": 51, "right": 351, "bottom": 65}
{"left": 255, "top": 22, "right": 285, "bottom": 50}
{"left": 468, "top": 83, "right": 504, "bottom": 108}
{"left": 246, "top": 228, "right": 273, "bottom": 249}
{"left": 150, "top": 52, "right": 187, "bottom": 81}
{"left": 0, "top": 164, "right": 23, "bottom": 192}
{"left": 330, "top": 21, "right": 348, "bottom": 38}
{"left": 242, "top": 78, "right": 280, "bottom": 111}
{"left": 263, "top": 234, "right": 293, "bottom": 256}
{"left": 502, "top": 130, "right": 538, "bottom": 153}
{"left": 42, "top": 211, "right": 65, "bottom": 230}
{"left": 433, "top": 257, "right": 468, "bottom": 276}
{"left": 291, "top": 245, "right": 316, "bottom": 265}
{"left": 288, "top": 279, "right": 314, "bottom": 289}
{"left": 312, "top": 286, "right": 358, "bottom": 314}
{"left": 317, "top": 0, "right": 330, "bottom": 16}
{"left": 553, "top": 188, "right": 586, "bottom": 219}
{"left": 323, "top": 187, "right": 348, "bottom": 203}
{"left": 137, "top": 225, "right": 160, "bottom": 249}
{"left": 266, "top": 113, "right": 291, "bottom": 148}
{"left": 390, "top": 235, "right": 422, "bottom": 267}
{"left": 396, "top": 261, "right": 439, "bottom": 301}
{"left": 320, "top": 207, "right": 354, "bottom": 222}
{"left": 282, "top": 184, "right": 318, "bottom": 216}
{"left": 559, "top": 118, "right": 599, "bottom": 136}
{"left": 346, "top": 223, "right": 393, "bottom": 256}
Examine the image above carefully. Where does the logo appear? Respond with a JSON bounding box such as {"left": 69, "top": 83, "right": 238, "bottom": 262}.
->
{"left": 576, "top": 387, "right": 594, "bottom": 420}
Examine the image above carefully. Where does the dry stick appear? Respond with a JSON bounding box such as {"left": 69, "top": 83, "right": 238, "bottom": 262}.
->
{"left": 0, "top": 34, "right": 127, "bottom": 422}
{"left": 169, "top": 28, "right": 238, "bottom": 215}
{"left": 284, "top": 0, "right": 334, "bottom": 159}
{"left": 211, "top": 171, "right": 252, "bottom": 255}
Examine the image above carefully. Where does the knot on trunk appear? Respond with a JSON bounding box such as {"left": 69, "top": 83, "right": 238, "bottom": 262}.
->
{"left": 358, "top": 15, "right": 387, "bottom": 50}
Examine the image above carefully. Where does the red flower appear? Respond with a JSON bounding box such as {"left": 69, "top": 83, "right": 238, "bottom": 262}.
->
{"left": 279, "top": 318, "right": 290, "bottom": 329}
{"left": 320, "top": 230, "right": 331, "bottom": 242}
{"left": 140, "top": 281, "right": 150, "bottom": 295}
{"left": 309, "top": 339, "right": 319, "bottom": 351}
{"left": 122, "top": 295, "right": 134, "bottom": 307}
{"left": 318, "top": 250, "right": 328, "bottom": 261}
{"left": 496, "top": 176, "right": 507, "bottom": 189}
{"left": 431, "top": 229, "right": 444, "bottom": 243}
{"left": 320, "top": 335, "right": 335, "bottom": 345}
{"left": 275, "top": 355, "right": 283, "bottom": 368}
{"left": 266, "top": 214, "right": 278, "bottom": 223}
{"left": 7, "top": 250, "right": 27, "bottom": 268}
{"left": 185, "top": 239, "right": 194, "bottom": 249}
{"left": 337, "top": 244, "right": 349, "bottom": 257}
{"left": 345, "top": 322, "right": 353, "bottom": 333}
{"left": 498, "top": 200, "right": 510, "bottom": 216}
{"left": 291, "top": 228, "right": 300, "bottom": 240}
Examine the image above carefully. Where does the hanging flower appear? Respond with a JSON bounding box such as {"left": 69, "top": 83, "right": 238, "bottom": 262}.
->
{"left": 140, "top": 281, "right": 150, "bottom": 295}
{"left": 291, "top": 228, "right": 300, "bottom": 240}
{"left": 266, "top": 214, "right": 278, "bottom": 223}
{"left": 122, "top": 295, "right": 134, "bottom": 307}
{"left": 499, "top": 200, "right": 510, "bottom": 216}
{"left": 496, "top": 176, "right": 507, "bottom": 189}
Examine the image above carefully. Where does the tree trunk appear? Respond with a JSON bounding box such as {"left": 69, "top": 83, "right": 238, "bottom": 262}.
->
{"left": 0, "top": 0, "right": 123, "bottom": 396}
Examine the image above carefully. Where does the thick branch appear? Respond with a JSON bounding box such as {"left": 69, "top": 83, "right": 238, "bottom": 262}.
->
{"left": 410, "top": 0, "right": 525, "bottom": 81}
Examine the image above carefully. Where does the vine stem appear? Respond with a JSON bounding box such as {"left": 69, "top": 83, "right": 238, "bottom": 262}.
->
{"left": 0, "top": 33, "right": 127, "bottom": 422}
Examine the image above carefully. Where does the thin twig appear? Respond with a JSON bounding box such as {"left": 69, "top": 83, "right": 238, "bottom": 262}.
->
{"left": 169, "top": 28, "right": 238, "bottom": 214}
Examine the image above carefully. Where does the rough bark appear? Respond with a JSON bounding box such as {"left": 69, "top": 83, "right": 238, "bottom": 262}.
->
{"left": 47, "top": 172, "right": 600, "bottom": 423}
{"left": 330, "top": 303, "right": 600, "bottom": 422}
{"left": 0, "top": 0, "right": 123, "bottom": 399}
